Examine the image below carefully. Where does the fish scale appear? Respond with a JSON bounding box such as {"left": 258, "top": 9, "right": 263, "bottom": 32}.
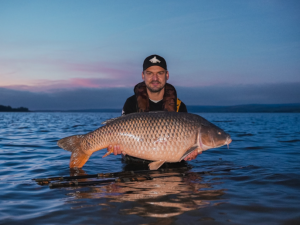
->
{"left": 57, "top": 112, "right": 231, "bottom": 170}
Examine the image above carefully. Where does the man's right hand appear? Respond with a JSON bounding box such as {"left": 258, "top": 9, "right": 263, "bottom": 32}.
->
{"left": 107, "top": 144, "right": 126, "bottom": 156}
{"left": 184, "top": 150, "right": 201, "bottom": 161}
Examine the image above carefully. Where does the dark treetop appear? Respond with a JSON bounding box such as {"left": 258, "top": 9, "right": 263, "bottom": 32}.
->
{"left": 0, "top": 105, "right": 29, "bottom": 112}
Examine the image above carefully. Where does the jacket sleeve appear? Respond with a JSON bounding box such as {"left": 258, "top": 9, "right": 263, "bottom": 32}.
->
{"left": 122, "top": 95, "right": 137, "bottom": 115}
{"left": 178, "top": 101, "right": 188, "bottom": 113}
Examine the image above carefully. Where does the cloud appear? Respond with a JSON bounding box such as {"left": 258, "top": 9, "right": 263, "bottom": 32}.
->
{"left": 2, "top": 76, "right": 140, "bottom": 92}
{"left": 0, "top": 57, "right": 141, "bottom": 88}
{"left": 1, "top": 82, "right": 300, "bottom": 111}
{"left": 0, "top": 58, "right": 142, "bottom": 91}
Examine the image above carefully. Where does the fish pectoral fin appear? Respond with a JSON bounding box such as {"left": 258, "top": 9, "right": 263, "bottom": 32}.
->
{"left": 180, "top": 145, "right": 199, "bottom": 161}
{"left": 148, "top": 160, "right": 165, "bottom": 170}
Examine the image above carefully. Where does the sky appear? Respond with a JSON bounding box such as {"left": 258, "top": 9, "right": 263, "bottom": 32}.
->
{"left": 0, "top": 0, "right": 299, "bottom": 110}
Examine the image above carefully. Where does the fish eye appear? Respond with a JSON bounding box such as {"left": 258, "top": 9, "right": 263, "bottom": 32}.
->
{"left": 218, "top": 132, "right": 221, "bottom": 135}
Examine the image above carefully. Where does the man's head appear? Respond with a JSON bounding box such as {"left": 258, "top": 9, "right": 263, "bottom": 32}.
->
{"left": 142, "top": 55, "right": 169, "bottom": 93}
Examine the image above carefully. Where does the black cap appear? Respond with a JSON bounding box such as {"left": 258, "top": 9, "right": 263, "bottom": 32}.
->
{"left": 143, "top": 54, "right": 167, "bottom": 71}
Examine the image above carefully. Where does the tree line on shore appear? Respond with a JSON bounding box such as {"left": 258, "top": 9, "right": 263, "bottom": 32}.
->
{"left": 0, "top": 105, "right": 29, "bottom": 112}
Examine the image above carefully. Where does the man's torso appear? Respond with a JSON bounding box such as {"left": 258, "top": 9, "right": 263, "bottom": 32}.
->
{"left": 122, "top": 95, "right": 187, "bottom": 115}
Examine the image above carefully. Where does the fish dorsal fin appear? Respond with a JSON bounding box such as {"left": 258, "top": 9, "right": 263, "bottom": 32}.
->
{"left": 148, "top": 160, "right": 165, "bottom": 170}
{"left": 180, "top": 145, "right": 199, "bottom": 161}
{"left": 101, "top": 116, "right": 124, "bottom": 125}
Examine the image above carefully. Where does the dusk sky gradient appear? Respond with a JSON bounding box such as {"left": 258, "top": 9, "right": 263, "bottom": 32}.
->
{"left": 0, "top": 0, "right": 299, "bottom": 110}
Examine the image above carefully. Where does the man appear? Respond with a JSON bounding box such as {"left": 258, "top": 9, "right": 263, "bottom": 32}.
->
{"left": 107, "top": 54, "right": 199, "bottom": 161}
{"left": 122, "top": 54, "right": 188, "bottom": 115}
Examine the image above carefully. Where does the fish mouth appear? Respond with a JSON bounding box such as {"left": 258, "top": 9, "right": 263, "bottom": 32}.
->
{"left": 226, "top": 137, "right": 232, "bottom": 145}
{"left": 226, "top": 136, "right": 232, "bottom": 149}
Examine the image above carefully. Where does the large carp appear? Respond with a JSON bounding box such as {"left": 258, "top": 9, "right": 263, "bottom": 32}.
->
{"left": 57, "top": 112, "right": 231, "bottom": 170}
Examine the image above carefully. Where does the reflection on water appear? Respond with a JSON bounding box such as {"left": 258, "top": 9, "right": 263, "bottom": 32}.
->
{"left": 65, "top": 167, "right": 224, "bottom": 218}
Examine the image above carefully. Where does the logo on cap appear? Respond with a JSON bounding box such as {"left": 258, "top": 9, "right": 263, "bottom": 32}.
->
{"left": 149, "top": 56, "right": 161, "bottom": 64}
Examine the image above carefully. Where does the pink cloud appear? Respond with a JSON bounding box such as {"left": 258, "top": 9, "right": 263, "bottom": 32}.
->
{"left": 0, "top": 56, "right": 144, "bottom": 90}
{"left": 0, "top": 56, "right": 140, "bottom": 78}
{"left": 64, "top": 62, "right": 129, "bottom": 77}
{"left": 1, "top": 76, "right": 140, "bottom": 92}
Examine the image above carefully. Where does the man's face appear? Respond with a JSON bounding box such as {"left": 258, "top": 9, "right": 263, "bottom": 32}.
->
{"left": 142, "top": 66, "right": 169, "bottom": 93}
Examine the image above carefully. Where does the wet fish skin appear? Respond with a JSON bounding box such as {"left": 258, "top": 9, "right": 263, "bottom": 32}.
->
{"left": 57, "top": 112, "right": 231, "bottom": 170}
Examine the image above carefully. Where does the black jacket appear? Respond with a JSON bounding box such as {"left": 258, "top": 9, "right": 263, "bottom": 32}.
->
{"left": 122, "top": 95, "right": 187, "bottom": 115}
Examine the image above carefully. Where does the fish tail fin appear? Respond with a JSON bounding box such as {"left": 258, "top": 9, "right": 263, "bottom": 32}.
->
{"left": 57, "top": 135, "right": 91, "bottom": 168}
{"left": 69, "top": 149, "right": 90, "bottom": 168}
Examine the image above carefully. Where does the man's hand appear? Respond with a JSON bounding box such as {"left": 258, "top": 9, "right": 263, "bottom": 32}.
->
{"left": 184, "top": 150, "right": 202, "bottom": 161}
{"left": 107, "top": 144, "right": 126, "bottom": 156}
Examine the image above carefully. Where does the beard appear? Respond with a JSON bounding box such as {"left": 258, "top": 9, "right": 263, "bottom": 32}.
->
{"left": 146, "top": 81, "right": 165, "bottom": 93}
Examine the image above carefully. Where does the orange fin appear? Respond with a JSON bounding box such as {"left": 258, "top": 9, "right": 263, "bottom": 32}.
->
{"left": 148, "top": 160, "right": 165, "bottom": 170}
{"left": 57, "top": 134, "right": 91, "bottom": 168}
{"left": 70, "top": 150, "right": 91, "bottom": 168}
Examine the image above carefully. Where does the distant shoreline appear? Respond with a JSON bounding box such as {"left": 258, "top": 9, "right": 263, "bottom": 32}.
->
{"left": 28, "top": 103, "right": 300, "bottom": 113}
{"left": 2, "top": 103, "right": 300, "bottom": 113}
{"left": 186, "top": 104, "right": 300, "bottom": 113}
{"left": 0, "top": 105, "right": 29, "bottom": 112}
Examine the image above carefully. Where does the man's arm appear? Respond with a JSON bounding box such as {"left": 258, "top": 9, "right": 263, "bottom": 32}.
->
{"left": 179, "top": 101, "right": 188, "bottom": 112}
{"left": 122, "top": 95, "right": 137, "bottom": 115}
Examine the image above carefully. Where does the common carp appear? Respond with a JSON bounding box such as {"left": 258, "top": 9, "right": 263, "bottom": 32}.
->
{"left": 57, "top": 112, "right": 231, "bottom": 170}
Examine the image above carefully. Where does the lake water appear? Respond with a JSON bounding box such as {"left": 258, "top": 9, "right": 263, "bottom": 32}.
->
{"left": 0, "top": 112, "right": 299, "bottom": 225}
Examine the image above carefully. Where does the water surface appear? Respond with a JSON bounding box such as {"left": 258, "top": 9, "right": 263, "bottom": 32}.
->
{"left": 0, "top": 112, "right": 299, "bottom": 224}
